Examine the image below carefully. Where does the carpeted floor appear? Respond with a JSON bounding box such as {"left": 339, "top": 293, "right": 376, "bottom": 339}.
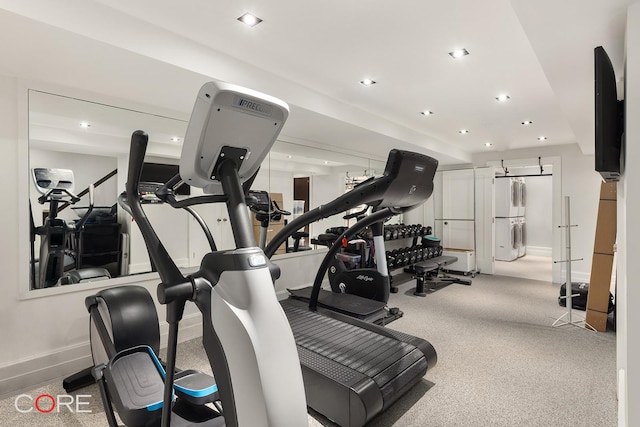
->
{"left": 0, "top": 273, "right": 617, "bottom": 426}
{"left": 494, "top": 255, "right": 553, "bottom": 282}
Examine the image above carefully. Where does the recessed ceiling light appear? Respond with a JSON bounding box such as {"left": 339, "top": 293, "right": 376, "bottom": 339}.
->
{"left": 287, "top": 155, "right": 292, "bottom": 159}
{"left": 360, "top": 78, "right": 376, "bottom": 87}
{"left": 495, "top": 94, "right": 511, "bottom": 102}
{"left": 170, "top": 137, "right": 181, "bottom": 142}
{"left": 484, "top": 142, "right": 493, "bottom": 147}
{"left": 459, "top": 129, "right": 469, "bottom": 134}
{"left": 538, "top": 136, "right": 548, "bottom": 141}
{"left": 324, "top": 161, "right": 329, "bottom": 165}
{"left": 449, "top": 48, "right": 469, "bottom": 59}
{"left": 420, "top": 110, "right": 434, "bottom": 116}
{"left": 521, "top": 120, "right": 534, "bottom": 125}
{"left": 79, "top": 122, "right": 91, "bottom": 128}
{"left": 237, "top": 12, "right": 262, "bottom": 27}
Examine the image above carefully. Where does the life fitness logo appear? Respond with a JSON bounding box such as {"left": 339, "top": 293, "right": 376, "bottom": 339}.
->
{"left": 14, "top": 393, "right": 92, "bottom": 414}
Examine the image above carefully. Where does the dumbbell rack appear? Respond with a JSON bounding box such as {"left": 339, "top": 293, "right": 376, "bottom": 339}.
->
{"left": 383, "top": 224, "right": 444, "bottom": 292}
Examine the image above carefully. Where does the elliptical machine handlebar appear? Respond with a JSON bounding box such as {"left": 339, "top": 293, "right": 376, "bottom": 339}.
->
{"left": 125, "top": 130, "right": 189, "bottom": 295}
{"left": 74, "top": 184, "right": 95, "bottom": 231}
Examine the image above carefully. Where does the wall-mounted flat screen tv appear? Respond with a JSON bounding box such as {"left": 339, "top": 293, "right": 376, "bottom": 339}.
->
{"left": 594, "top": 45, "right": 624, "bottom": 182}
{"left": 140, "top": 162, "right": 190, "bottom": 195}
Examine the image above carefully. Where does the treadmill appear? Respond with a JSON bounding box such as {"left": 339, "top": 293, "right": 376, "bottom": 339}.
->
{"left": 288, "top": 208, "right": 400, "bottom": 324}
{"left": 264, "top": 149, "right": 440, "bottom": 427}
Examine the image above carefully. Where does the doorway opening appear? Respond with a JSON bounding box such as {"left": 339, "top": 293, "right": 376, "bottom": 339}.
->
{"left": 493, "top": 165, "right": 554, "bottom": 282}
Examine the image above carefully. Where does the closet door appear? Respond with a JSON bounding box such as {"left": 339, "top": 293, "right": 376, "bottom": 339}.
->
{"left": 442, "top": 169, "right": 474, "bottom": 220}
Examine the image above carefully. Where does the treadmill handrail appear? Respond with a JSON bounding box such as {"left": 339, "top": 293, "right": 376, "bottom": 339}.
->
{"left": 264, "top": 149, "right": 438, "bottom": 258}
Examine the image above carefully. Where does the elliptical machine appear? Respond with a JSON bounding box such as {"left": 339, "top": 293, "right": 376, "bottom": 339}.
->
{"left": 30, "top": 168, "right": 111, "bottom": 288}
{"left": 90, "top": 80, "right": 308, "bottom": 427}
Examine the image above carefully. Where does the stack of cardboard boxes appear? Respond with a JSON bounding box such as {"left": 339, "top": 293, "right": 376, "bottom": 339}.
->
{"left": 585, "top": 182, "right": 617, "bottom": 332}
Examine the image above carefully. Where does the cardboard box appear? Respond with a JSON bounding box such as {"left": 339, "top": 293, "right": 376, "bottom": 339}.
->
{"left": 599, "top": 181, "right": 617, "bottom": 201}
{"left": 586, "top": 253, "right": 614, "bottom": 313}
{"left": 253, "top": 223, "right": 286, "bottom": 254}
{"left": 593, "top": 200, "right": 616, "bottom": 255}
{"left": 586, "top": 181, "right": 617, "bottom": 328}
{"left": 585, "top": 309, "right": 608, "bottom": 332}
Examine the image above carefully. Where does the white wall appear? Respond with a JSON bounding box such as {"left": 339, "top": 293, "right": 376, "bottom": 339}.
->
{"left": 618, "top": 4, "right": 640, "bottom": 426}
{"left": 309, "top": 172, "right": 346, "bottom": 238}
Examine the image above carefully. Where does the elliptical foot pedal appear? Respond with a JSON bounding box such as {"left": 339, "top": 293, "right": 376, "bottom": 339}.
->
{"left": 174, "top": 370, "right": 220, "bottom": 405}
{"left": 104, "top": 346, "right": 165, "bottom": 427}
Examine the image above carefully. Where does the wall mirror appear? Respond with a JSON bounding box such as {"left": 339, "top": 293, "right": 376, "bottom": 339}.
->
{"left": 27, "top": 89, "right": 395, "bottom": 291}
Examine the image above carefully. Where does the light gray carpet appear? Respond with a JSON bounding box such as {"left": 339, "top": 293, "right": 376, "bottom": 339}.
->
{"left": 0, "top": 273, "right": 617, "bottom": 426}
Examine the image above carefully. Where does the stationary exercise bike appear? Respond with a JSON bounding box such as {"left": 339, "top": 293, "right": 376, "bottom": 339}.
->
{"left": 248, "top": 190, "right": 310, "bottom": 252}
{"left": 326, "top": 207, "right": 392, "bottom": 302}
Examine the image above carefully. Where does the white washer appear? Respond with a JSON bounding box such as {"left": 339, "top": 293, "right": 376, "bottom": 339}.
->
{"left": 517, "top": 217, "right": 526, "bottom": 257}
{"left": 495, "top": 217, "right": 519, "bottom": 261}
{"left": 495, "top": 177, "right": 519, "bottom": 218}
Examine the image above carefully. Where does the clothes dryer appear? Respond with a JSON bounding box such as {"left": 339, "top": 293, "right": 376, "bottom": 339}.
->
{"left": 495, "top": 177, "right": 519, "bottom": 218}
{"left": 496, "top": 217, "right": 519, "bottom": 261}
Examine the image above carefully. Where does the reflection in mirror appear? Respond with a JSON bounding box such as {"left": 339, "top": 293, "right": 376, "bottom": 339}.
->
{"left": 28, "top": 90, "right": 188, "bottom": 289}
{"left": 249, "top": 141, "right": 401, "bottom": 252}
{"left": 27, "top": 90, "right": 397, "bottom": 291}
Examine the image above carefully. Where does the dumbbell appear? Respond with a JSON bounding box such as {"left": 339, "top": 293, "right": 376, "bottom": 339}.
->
{"left": 386, "top": 251, "right": 396, "bottom": 270}
{"left": 403, "top": 249, "right": 411, "bottom": 266}
{"left": 425, "top": 246, "right": 434, "bottom": 259}
{"left": 391, "top": 226, "right": 399, "bottom": 240}
{"left": 384, "top": 226, "right": 392, "bottom": 240}
{"left": 408, "top": 248, "right": 417, "bottom": 265}
{"left": 392, "top": 248, "right": 403, "bottom": 266}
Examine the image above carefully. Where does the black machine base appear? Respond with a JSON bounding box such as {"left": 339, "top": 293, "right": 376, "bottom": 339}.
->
{"left": 281, "top": 298, "right": 436, "bottom": 427}
{"left": 288, "top": 287, "right": 403, "bottom": 324}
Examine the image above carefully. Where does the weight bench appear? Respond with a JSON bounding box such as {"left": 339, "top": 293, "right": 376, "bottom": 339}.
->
{"left": 411, "top": 255, "right": 472, "bottom": 296}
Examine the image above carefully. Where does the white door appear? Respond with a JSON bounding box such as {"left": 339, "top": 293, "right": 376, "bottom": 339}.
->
{"left": 475, "top": 167, "right": 494, "bottom": 274}
{"left": 442, "top": 169, "right": 474, "bottom": 220}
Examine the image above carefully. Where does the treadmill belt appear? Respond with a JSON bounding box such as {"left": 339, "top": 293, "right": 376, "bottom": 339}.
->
{"left": 283, "top": 302, "right": 426, "bottom": 392}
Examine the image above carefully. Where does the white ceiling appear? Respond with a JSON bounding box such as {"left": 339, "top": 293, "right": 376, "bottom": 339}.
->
{"left": 0, "top": 0, "right": 634, "bottom": 164}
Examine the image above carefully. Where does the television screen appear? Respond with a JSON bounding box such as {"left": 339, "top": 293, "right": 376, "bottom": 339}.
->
{"left": 594, "top": 46, "right": 623, "bottom": 182}
{"left": 140, "top": 162, "right": 190, "bottom": 195}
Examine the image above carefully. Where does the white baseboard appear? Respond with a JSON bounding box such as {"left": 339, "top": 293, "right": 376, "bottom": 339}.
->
{"left": 618, "top": 369, "right": 627, "bottom": 427}
{"left": 0, "top": 312, "right": 203, "bottom": 400}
